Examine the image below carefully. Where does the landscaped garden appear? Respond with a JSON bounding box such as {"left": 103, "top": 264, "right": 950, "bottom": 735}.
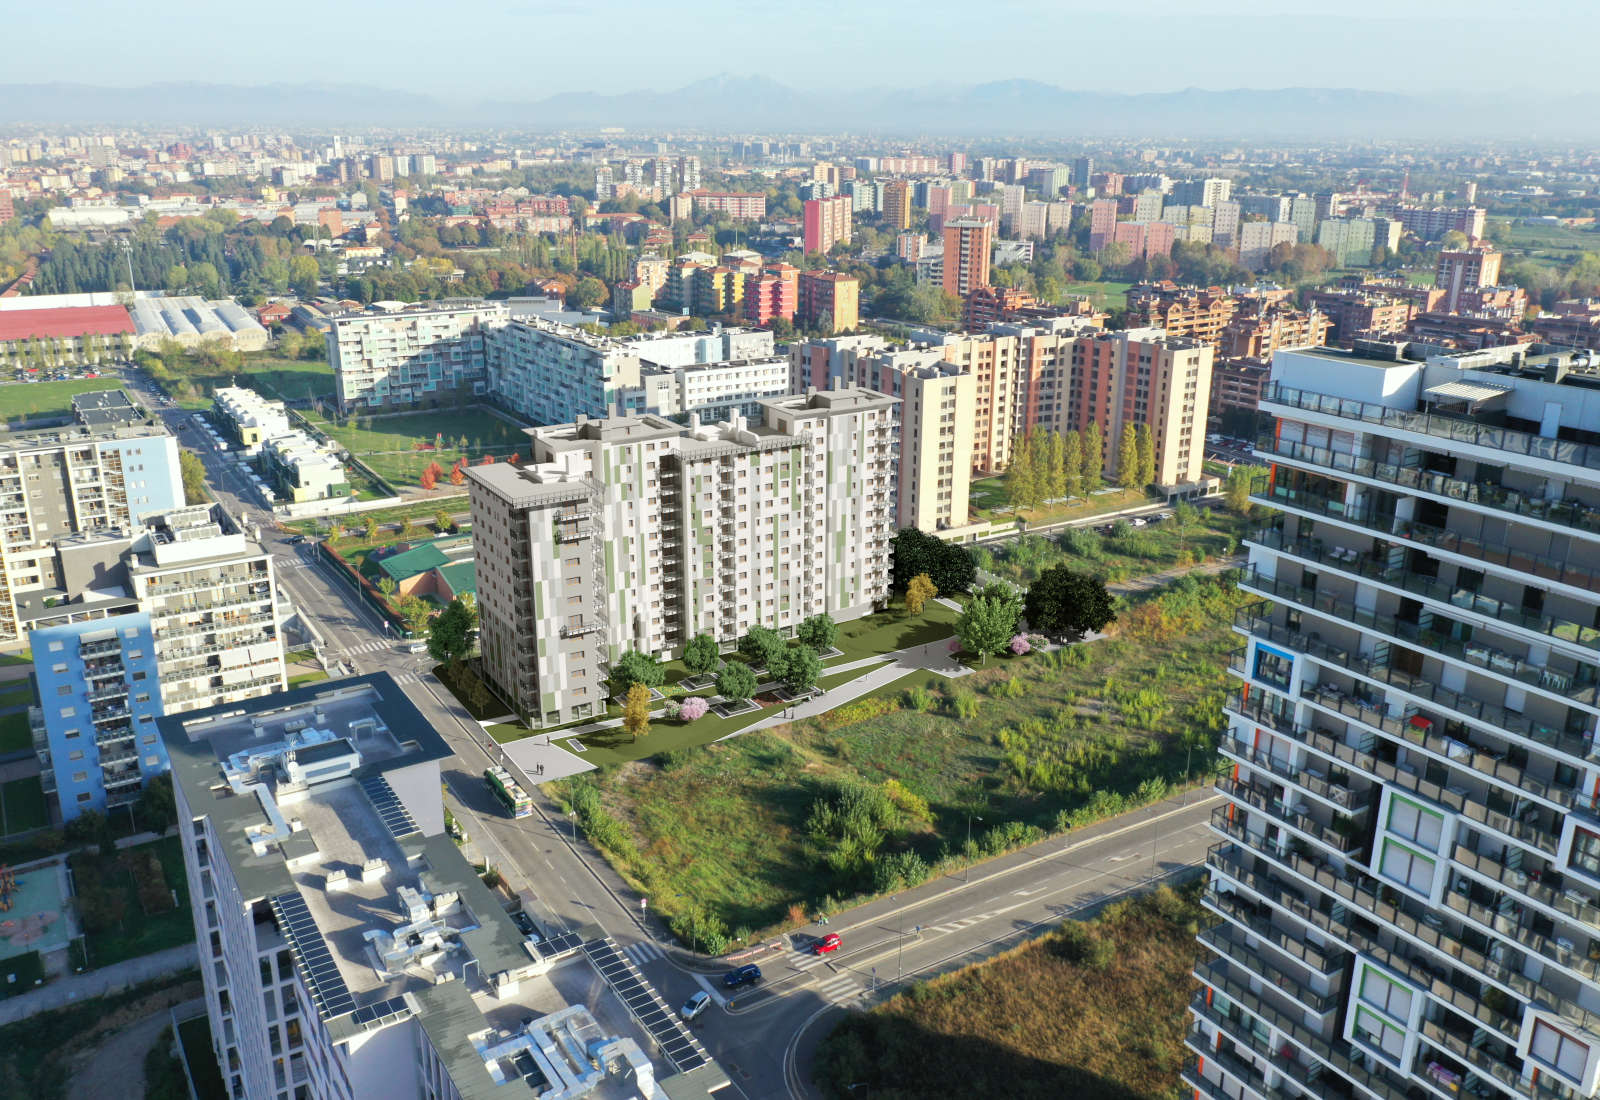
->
{"left": 70, "top": 835, "right": 195, "bottom": 968}
{"left": 813, "top": 881, "right": 1206, "bottom": 1100}
{"left": 549, "top": 572, "right": 1245, "bottom": 952}
{"left": 974, "top": 505, "right": 1248, "bottom": 588}
{"left": 301, "top": 407, "right": 532, "bottom": 486}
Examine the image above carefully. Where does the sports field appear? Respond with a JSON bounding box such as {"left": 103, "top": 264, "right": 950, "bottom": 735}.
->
{"left": 0, "top": 379, "right": 130, "bottom": 422}
{"left": 307, "top": 408, "right": 532, "bottom": 485}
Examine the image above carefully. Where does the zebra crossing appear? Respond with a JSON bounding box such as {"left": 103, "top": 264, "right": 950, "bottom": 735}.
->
{"left": 275, "top": 556, "right": 311, "bottom": 570}
{"left": 339, "top": 640, "right": 393, "bottom": 657}
{"left": 815, "top": 971, "right": 865, "bottom": 1003}
{"left": 392, "top": 672, "right": 422, "bottom": 686}
{"left": 927, "top": 913, "right": 994, "bottom": 935}
{"left": 620, "top": 940, "right": 666, "bottom": 967}
{"left": 789, "top": 949, "right": 830, "bottom": 972}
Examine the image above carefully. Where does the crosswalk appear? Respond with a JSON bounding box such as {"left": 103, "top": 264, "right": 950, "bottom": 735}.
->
{"left": 815, "top": 971, "right": 865, "bottom": 1004}
{"left": 621, "top": 940, "right": 666, "bottom": 967}
{"left": 339, "top": 640, "right": 393, "bottom": 656}
{"left": 275, "top": 557, "right": 311, "bottom": 570}
{"left": 392, "top": 672, "right": 422, "bottom": 686}
{"left": 927, "top": 914, "right": 991, "bottom": 934}
{"left": 789, "top": 949, "right": 830, "bottom": 972}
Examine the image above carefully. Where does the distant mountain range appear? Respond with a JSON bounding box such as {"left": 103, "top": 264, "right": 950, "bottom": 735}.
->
{"left": 0, "top": 76, "right": 1591, "bottom": 137}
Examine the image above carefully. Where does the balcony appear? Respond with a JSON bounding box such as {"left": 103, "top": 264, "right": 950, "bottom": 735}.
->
{"left": 1219, "top": 738, "right": 1371, "bottom": 812}
{"left": 1256, "top": 530, "right": 1600, "bottom": 654}
{"left": 1239, "top": 612, "right": 1600, "bottom": 764}
{"left": 1261, "top": 381, "right": 1600, "bottom": 475}
{"left": 1216, "top": 777, "right": 1363, "bottom": 855}
{"left": 1259, "top": 436, "right": 1600, "bottom": 538}
{"left": 1188, "top": 1009, "right": 1342, "bottom": 1100}
{"left": 559, "top": 622, "right": 601, "bottom": 638}
{"left": 86, "top": 684, "right": 128, "bottom": 705}
{"left": 78, "top": 638, "right": 121, "bottom": 659}
{"left": 1239, "top": 567, "right": 1598, "bottom": 707}
{"left": 1202, "top": 887, "right": 1347, "bottom": 976}
{"left": 1444, "top": 886, "right": 1600, "bottom": 985}
{"left": 1417, "top": 1017, "right": 1525, "bottom": 1097}
{"left": 1452, "top": 841, "right": 1600, "bottom": 930}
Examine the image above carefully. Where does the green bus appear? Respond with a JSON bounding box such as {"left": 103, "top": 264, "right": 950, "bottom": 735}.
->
{"left": 484, "top": 766, "right": 532, "bottom": 818}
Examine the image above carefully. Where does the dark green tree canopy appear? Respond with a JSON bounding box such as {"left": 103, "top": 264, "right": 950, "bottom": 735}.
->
{"left": 1024, "top": 565, "right": 1117, "bottom": 637}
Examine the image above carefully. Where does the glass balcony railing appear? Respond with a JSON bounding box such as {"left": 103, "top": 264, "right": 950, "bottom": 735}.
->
{"left": 1452, "top": 842, "right": 1600, "bottom": 932}
{"left": 1218, "top": 736, "right": 1372, "bottom": 812}
{"left": 1216, "top": 776, "right": 1363, "bottom": 854}
{"left": 1262, "top": 382, "right": 1600, "bottom": 474}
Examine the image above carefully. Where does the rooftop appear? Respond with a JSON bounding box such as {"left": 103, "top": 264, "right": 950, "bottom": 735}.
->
{"left": 0, "top": 304, "right": 134, "bottom": 341}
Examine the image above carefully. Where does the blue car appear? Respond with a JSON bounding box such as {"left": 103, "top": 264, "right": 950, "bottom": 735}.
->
{"left": 722, "top": 964, "right": 762, "bottom": 989}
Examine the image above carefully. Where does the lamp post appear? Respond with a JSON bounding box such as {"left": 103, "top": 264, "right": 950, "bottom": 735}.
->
{"left": 965, "top": 812, "right": 982, "bottom": 882}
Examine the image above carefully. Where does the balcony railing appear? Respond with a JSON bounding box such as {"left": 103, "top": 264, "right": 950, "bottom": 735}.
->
{"left": 1260, "top": 436, "right": 1600, "bottom": 537}
{"left": 1239, "top": 612, "right": 1600, "bottom": 763}
{"left": 1202, "top": 887, "right": 1347, "bottom": 975}
{"left": 1217, "top": 776, "right": 1362, "bottom": 853}
{"left": 1239, "top": 567, "right": 1599, "bottom": 706}
{"left": 1262, "top": 381, "right": 1600, "bottom": 474}
{"left": 1219, "top": 737, "right": 1371, "bottom": 812}
{"left": 1452, "top": 842, "right": 1600, "bottom": 932}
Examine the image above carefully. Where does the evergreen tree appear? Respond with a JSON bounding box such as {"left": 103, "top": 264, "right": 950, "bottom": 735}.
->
{"left": 1045, "top": 432, "right": 1066, "bottom": 501}
{"left": 1082, "top": 422, "right": 1103, "bottom": 492}
{"left": 1061, "top": 430, "right": 1082, "bottom": 500}
{"left": 1005, "top": 433, "right": 1037, "bottom": 510}
{"left": 1136, "top": 423, "right": 1157, "bottom": 488}
{"left": 1118, "top": 424, "right": 1141, "bottom": 489}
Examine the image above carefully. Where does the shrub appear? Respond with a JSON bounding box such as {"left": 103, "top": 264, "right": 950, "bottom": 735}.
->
{"left": 873, "top": 850, "right": 930, "bottom": 892}
{"left": 818, "top": 695, "right": 899, "bottom": 731}
{"left": 1009, "top": 633, "right": 1031, "bottom": 655}
{"left": 882, "top": 779, "right": 931, "bottom": 822}
{"left": 905, "top": 685, "right": 936, "bottom": 711}
{"left": 677, "top": 695, "right": 709, "bottom": 721}
{"left": 950, "top": 691, "right": 980, "bottom": 720}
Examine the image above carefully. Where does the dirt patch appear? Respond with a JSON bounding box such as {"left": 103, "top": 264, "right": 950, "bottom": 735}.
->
{"left": 64, "top": 984, "right": 203, "bottom": 1100}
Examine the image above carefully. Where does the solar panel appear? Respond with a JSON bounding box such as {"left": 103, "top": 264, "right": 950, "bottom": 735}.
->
{"left": 350, "top": 995, "right": 412, "bottom": 1032}
{"left": 581, "top": 938, "right": 710, "bottom": 1073}
{"left": 359, "top": 774, "right": 420, "bottom": 840}
{"left": 271, "top": 892, "right": 357, "bottom": 1019}
{"left": 535, "top": 931, "right": 584, "bottom": 960}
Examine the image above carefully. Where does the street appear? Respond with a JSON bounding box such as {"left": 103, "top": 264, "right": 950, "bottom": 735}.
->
{"left": 129, "top": 377, "right": 1219, "bottom": 1100}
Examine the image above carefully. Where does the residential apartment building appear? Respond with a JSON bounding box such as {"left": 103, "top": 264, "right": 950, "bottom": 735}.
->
{"left": 942, "top": 217, "right": 993, "bottom": 298}
{"left": 743, "top": 264, "right": 798, "bottom": 326}
{"left": 1317, "top": 217, "right": 1402, "bottom": 268}
{"left": 1532, "top": 299, "right": 1600, "bottom": 352}
{"left": 1307, "top": 287, "right": 1417, "bottom": 347}
{"left": 1378, "top": 202, "right": 1488, "bottom": 241}
{"left": 802, "top": 195, "right": 853, "bottom": 255}
{"left": 882, "top": 180, "right": 913, "bottom": 231}
{"left": 637, "top": 357, "right": 791, "bottom": 423}
{"left": 797, "top": 271, "right": 859, "bottom": 333}
{"left": 213, "top": 386, "right": 291, "bottom": 447}
{"left": 30, "top": 502, "right": 283, "bottom": 818}
{"left": 0, "top": 399, "right": 183, "bottom": 647}
{"left": 1437, "top": 246, "right": 1505, "bottom": 313}
{"left": 164, "top": 673, "right": 728, "bottom": 1100}
{"left": 1195, "top": 340, "right": 1600, "bottom": 1100}
{"left": 1171, "top": 177, "right": 1232, "bottom": 207}
{"left": 1238, "top": 221, "right": 1300, "bottom": 271}
{"left": 326, "top": 301, "right": 509, "bottom": 413}
{"left": 467, "top": 390, "right": 897, "bottom": 726}
{"left": 1127, "top": 284, "right": 1240, "bottom": 347}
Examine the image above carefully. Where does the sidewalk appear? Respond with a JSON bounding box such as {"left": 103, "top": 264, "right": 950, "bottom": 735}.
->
{"left": 0, "top": 943, "right": 198, "bottom": 1027}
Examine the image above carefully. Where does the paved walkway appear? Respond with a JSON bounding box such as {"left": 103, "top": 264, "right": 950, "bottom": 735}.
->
{"left": 67, "top": 995, "right": 204, "bottom": 1100}
{"left": 0, "top": 943, "right": 198, "bottom": 1027}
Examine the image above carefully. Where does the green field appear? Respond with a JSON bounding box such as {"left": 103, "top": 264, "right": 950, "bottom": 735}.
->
{"left": 554, "top": 575, "right": 1244, "bottom": 947}
{"left": 815, "top": 883, "right": 1205, "bottom": 1100}
{"left": 1, "top": 778, "right": 48, "bottom": 835}
{"left": 0, "top": 379, "right": 132, "bottom": 422}
{"left": 305, "top": 407, "right": 531, "bottom": 485}
{"left": 73, "top": 836, "right": 195, "bottom": 968}
{"left": 0, "top": 711, "right": 31, "bottom": 754}
{"left": 972, "top": 508, "right": 1247, "bottom": 588}
{"left": 1061, "top": 281, "right": 1134, "bottom": 311}
{"left": 967, "top": 479, "right": 1156, "bottom": 527}
{"left": 1503, "top": 220, "right": 1600, "bottom": 256}
{"left": 234, "top": 358, "right": 334, "bottom": 403}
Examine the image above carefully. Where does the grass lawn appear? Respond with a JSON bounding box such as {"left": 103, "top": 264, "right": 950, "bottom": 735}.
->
{"left": 0, "top": 682, "right": 34, "bottom": 709}
{"left": 237, "top": 357, "right": 334, "bottom": 402}
{"left": 554, "top": 576, "right": 1245, "bottom": 945}
{"left": 0, "top": 950, "right": 43, "bottom": 1000}
{"left": 973, "top": 508, "right": 1248, "bottom": 588}
{"left": 0, "top": 711, "right": 31, "bottom": 754}
{"left": 306, "top": 407, "right": 531, "bottom": 485}
{"left": 814, "top": 882, "right": 1205, "bottom": 1100}
{"left": 73, "top": 836, "right": 196, "bottom": 969}
{"left": 0, "top": 649, "right": 30, "bottom": 666}
{"left": 177, "top": 1015, "right": 229, "bottom": 1100}
{"left": 287, "top": 669, "right": 330, "bottom": 689}
{"left": 1061, "top": 280, "right": 1134, "bottom": 312}
{"left": 1, "top": 778, "right": 48, "bottom": 835}
{"left": 0, "top": 379, "right": 131, "bottom": 423}
{"left": 285, "top": 497, "right": 469, "bottom": 538}
{"left": 830, "top": 600, "right": 961, "bottom": 663}
{"left": 968, "top": 479, "right": 1158, "bottom": 528}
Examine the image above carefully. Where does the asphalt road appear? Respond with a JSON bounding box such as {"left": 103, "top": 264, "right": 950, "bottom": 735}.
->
{"left": 128, "top": 376, "right": 1221, "bottom": 1100}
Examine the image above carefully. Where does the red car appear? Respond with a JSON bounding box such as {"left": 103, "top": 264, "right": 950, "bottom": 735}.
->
{"left": 814, "top": 933, "right": 842, "bottom": 956}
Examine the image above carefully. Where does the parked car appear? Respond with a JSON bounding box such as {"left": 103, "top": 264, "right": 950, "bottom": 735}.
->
{"left": 406, "top": 641, "right": 429, "bottom": 654}
{"left": 680, "top": 991, "right": 712, "bottom": 1022}
{"left": 286, "top": 535, "right": 308, "bottom": 545}
{"left": 511, "top": 911, "right": 537, "bottom": 936}
{"left": 814, "top": 933, "right": 842, "bottom": 956}
{"left": 722, "top": 964, "right": 762, "bottom": 989}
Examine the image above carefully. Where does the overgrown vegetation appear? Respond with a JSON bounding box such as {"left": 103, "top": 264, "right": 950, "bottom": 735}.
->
{"left": 552, "top": 574, "right": 1243, "bottom": 949}
{"left": 814, "top": 882, "right": 1206, "bottom": 1100}
{"left": 71, "top": 835, "right": 194, "bottom": 967}
{"left": 975, "top": 507, "right": 1246, "bottom": 587}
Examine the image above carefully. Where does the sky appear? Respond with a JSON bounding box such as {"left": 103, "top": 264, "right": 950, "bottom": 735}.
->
{"left": 6, "top": 0, "right": 1596, "bottom": 99}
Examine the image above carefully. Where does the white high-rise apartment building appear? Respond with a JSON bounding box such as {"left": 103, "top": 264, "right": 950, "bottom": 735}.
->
{"left": 467, "top": 389, "right": 897, "bottom": 726}
{"left": 327, "top": 301, "right": 510, "bottom": 412}
{"left": 1194, "top": 340, "right": 1600, "bottom": 1100}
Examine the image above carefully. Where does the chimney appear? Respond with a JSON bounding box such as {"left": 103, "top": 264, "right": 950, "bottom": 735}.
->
{"left": 575, "top": 414, "right": 588, "bottom": 427}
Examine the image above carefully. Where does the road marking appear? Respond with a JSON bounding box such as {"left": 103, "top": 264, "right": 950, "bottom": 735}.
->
{"left": 621, "top": 940, "right": 664, "bottom": 966}
{"left": 815, "top": 973, "right": 863, "bottom": 1002}
{"left": 1012, "top": 887, "right": 1043, "bottom": 897}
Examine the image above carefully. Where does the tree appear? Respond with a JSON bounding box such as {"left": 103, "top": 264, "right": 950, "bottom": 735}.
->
{"left": 609, "top": 648, "right": 664, "bottom": 695}
{"left": 134, "top": 774, "right": 176, "bottom": 835}
{"left": 1061, "top": 431, "right": 1082, "bottom": 500}
{"left": 377, "top": 577, "right": 398, "bottom": 597}
{"left": 682, "top": 634, "right": 720, "bottom": 678}
{"left": 1226, "top": 465, "right": 1263, "bottom": 517}
{"left": 449, "top": 463, "right": 466, "bottom": 486}
{"left": 1136, "top": 423, "right": 1157, "bottom": 489}
{"left": 890, "top": 528, "right": 976, "bottom": 596}
{"left": 622, "top": 682, "right": 652, "bottom": 743}
{"left": 955, "top": 582, "right": 1023, "bottom": 665}
{"left": 397, "top": 595, "right": 433, "bottom": 636}
{"left": 1024, "top": 565, "right": 1117, "bottom": 637}
{"left": 179, "top": 451, "right": 208, "bottom": 505}
{"left": 435, "top": 510, "right": 454, "bottom": 533}
{"left": 1117, "top": 425, "right": 1141, "bottom": 490}
{"left": 797, "top": 614, "right": 838, "bottom": 651}
{"left": 1005, "top": 433, "right": 1038, "bottom": 510}
{"left": 782, "top": 645, "right": 822, "bottom": 694}
{"left": 717, "top": 661, "right": 758, "bottom": 705}
{"left": 1044, "top": 432, "right": 1066, "bottom": 501}
{"left": 572, "top": 276, "right": 607, "bottom": 310}
{"left": 400, "top": 517, "right": 421, "bottom": 540}
{"left": 427, "top": 597, "right": 478, "bottom": 667}
{"left": 1081, "top": 422, "right": 1103, "bottom": 492}
{"left": 363, "top": 516, "right": 379, "bottom": 541}
{"left": 905, "top": 572, "right": 937, "bottom": 616}
{"left": 739, "top": 625, "right": 786, "bottom": 672}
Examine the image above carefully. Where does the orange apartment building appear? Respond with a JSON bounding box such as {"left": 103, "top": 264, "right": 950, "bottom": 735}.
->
{"left": 941, "top": 217, "right": 993, "bottom": 298}
{"left": 797, "top": 271, "right": 859, "bottom": 333}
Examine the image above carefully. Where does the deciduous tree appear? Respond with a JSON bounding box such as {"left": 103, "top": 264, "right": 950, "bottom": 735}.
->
{"left": 622, "top": 683, "right": 652, "bottom": 742}
{"left": 427, "top": 597, "right": 478, "bottom": 668}
{"left": 1081, "top": 422, "right": 1103, "bottom": 493}
{"left": 1118, "top": 425, "right": 1141, "bottom": 490}
{"left": 797, "top": 614, "right": 838, "bottom": 651}
{"left": 1024, "top": 565, "right": 1117, "bottom": 637}
{"left": 682, "top": 633, "right": 720, "bottom": 678}
{"left": 956, "top": 582, "right": 1023, "bottom": 665}
{"left": 905, "top": 573, "right": 937, "bottom": 616}
{"left": 716, "top": 661, "right": 758, "bottom": 705}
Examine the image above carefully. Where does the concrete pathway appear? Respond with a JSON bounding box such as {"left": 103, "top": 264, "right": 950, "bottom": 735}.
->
{"left": 0, "top": 943, "right": 198, "bottom": 1027}
{"left": 67, "top": 995, "right": 204, "bottom": 1100}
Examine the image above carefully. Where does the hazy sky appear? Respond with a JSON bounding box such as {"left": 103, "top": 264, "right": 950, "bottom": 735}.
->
{"left": 9, "top": 0, "right": 1594, "bottom": 97}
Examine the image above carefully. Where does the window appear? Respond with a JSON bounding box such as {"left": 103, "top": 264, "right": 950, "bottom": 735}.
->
{"left": 1358, "top": 966, "right": 1413, "bottom": 1022}
{"left": 56, "top": 685, "right": 71, "bottom": 696}
{"left": 1252, "top": 646, "right": 1293, "bottom": 691}
{"left": 1353, "top": 1007, "right": 1407, "bottom": 1065}
{"left": 72, "top": 771, "right": 87, "bottom": 783}
{"left": 59, "top": 707, "right": 75, "bottom": 718}
{"left": 1573, "top": 828, "right": 1600, "bottom": 880}
{"left": 1380, "top": 838, "right": 1435, "bottom": 896}
{"left": 1530, "top": 1020, "right": 1590, "bottom": 1082}
{"left": 1387, "top": 797, "right": 1444, "bottom": 852}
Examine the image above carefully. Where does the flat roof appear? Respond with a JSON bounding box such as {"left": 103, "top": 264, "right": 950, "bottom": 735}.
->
{"left": 0, "top": 304, "right": 134, "bottom": 341}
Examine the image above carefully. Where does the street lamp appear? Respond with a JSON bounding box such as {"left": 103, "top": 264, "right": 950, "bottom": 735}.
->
{"left": 674, "top": 892, "right": 697, "bottom": 955}
{"left": 965, "top": 812, "right": 982, "bottom": 882}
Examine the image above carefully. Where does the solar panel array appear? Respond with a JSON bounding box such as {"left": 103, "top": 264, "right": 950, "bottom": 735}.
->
{"left": 534, "top": 930, "right": 584, "bottom": 961}
{"left": 350, "top": 995, "right": 412, "bottom": 1033}
{"left": 271, "top": 892, "right": 357, "bottom": 1019}
{"left": 359, "top": 774, "right": 420, "bottom": 840}
{"left": 582, "top": 938, "right": 708, "bottom": 1073}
